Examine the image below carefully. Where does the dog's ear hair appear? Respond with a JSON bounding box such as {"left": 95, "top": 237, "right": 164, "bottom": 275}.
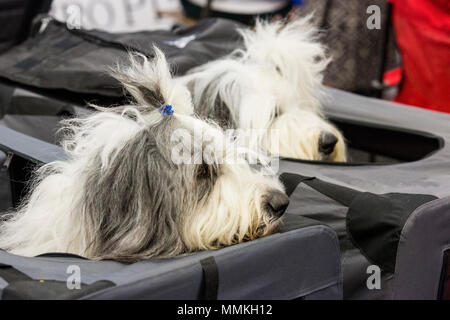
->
{"left": 110, "top": 46, "right": 193, "bottom": 115}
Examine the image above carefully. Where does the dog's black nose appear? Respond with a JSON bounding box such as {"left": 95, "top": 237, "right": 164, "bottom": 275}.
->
{"left": 266, "top": 190, "right": 289, "bottom": 217}
{"left": 319, "top": 132, "right": 338, "bottom": 155}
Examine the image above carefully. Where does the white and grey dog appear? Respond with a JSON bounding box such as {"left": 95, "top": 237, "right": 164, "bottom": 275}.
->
{"left": 179, "top": 17, "right": 347, "bottom": 161}
{"left": 0, "top": 48, "right": 288, "bottom": 263}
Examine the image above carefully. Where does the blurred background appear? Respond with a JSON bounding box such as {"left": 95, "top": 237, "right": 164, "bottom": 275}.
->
{"left": 0, "top": 0, "right": 449, "bottom": 112}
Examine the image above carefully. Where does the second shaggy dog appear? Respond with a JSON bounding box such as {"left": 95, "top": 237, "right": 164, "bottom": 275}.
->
{"left": 179, "top": 17, "right": 347, "bottom": 161}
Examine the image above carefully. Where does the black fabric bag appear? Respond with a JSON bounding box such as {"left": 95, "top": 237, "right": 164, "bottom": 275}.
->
{"left": 0, "top": 0, "right": 52, "bottom": 54}
{"left": 0, "top": 16, "right": 243, "bottom": 100}
{"left": 0, "top": 16, "right": 244, "bottom": 144}
{"left": 279, "top": 172, "right": 438, "bottom": 298}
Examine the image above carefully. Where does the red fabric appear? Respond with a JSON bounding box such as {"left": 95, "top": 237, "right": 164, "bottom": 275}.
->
{"left": 383, "top": 67, "right": 402, "bottom": 86}
{"left": 388, "top": 0, "right": 450, "bottom": 113}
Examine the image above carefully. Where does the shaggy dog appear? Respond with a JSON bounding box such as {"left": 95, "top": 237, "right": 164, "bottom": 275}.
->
{"left": 0, "top": 48, "right": 288, "bottom": 263}
{"left": 178, "top": 17, "right": 347, "bottom": 161}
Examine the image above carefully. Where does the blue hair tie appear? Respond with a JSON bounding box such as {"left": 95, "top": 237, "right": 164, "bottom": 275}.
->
{"left": 159, "top": 104, "right": 174, "bottom": 116}
{"left": 291, "top": 0, "right": 303, "bottom": 6}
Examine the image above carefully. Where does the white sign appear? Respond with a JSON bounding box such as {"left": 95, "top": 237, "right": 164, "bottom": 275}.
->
{"left": 50, "top": 0, "right": 180, "bottom": 32}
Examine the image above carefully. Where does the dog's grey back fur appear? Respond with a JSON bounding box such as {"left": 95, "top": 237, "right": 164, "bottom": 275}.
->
{"left": 81, "top": 117, "right": 183, "bottom": 262}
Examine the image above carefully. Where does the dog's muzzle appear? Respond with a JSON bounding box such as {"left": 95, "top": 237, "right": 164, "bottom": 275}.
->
{"left": 265, "top": 190, "right": 289, "bottom": 218}
{"left": 319, "top": 132, "right": 339, "bottom": 156}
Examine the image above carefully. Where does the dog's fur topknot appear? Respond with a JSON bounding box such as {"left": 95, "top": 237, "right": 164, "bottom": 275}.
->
{"left": 110, "top": 46, "right": 194, "bottom": 115}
